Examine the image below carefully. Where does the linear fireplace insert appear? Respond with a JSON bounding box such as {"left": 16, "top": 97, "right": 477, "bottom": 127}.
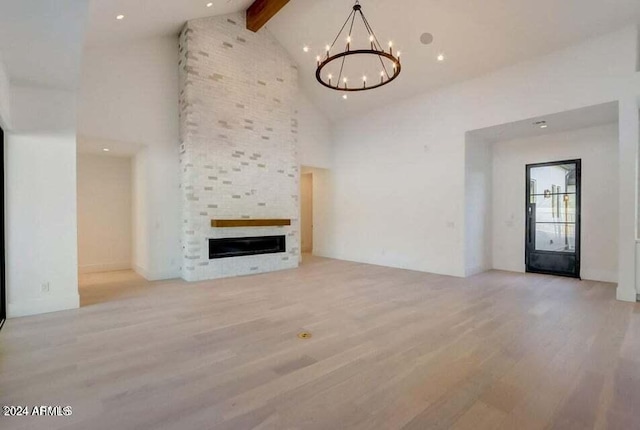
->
{"left": 209, "top": 235, "right": 286, "bottom": 259}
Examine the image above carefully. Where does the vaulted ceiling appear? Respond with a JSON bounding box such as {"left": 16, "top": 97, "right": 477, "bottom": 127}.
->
{"left": 85, "top": 0, "right": 255, "bottom": 47}
{"left": 18, "top": 0, "right": 640, "bottom": 117}
{"left": 270, "top": 0, "right": 640, "bottom": 120}
{"left": 0, "top": 0, "right": 89, "bottom": 89}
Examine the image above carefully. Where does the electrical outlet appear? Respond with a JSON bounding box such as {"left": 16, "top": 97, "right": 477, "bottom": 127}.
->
{"left": 41, "top": 282, "right": 50, "bottom": 293}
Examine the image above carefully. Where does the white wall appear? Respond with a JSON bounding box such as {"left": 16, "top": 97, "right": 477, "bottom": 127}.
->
{"left": 6, "top": 132, "right": 79, "bottom": 317}
{"left": 297, "top": 91, "right": 332, "bottom": 169}
{"left": 618, "top": 95, "right": 639, "bottom": 301}
{"left": 132, "top": 148, "right": 150, "bottom": 278}
{"left": 492, "top": 124, "right": 619, "bottom": 282}
{"left": 328, "top": 26, "right": 639, "bottom": 298}
{"left": 77, "top": 153, "right": 132, "bottom": 273}
{"left": 0, "top": 56, "right": 11, "bottom": 128}
{"left": 5, "top": 87, "right": 79, "bottom": 317}
{"left": 11, "top": 85, "right": 77, "bottom": 133}
{"left": 0, "top": 0, "right": 89, "bottom": 317}
{"left": 465, "top": 136, "right": 493, "bottom": 276}
{"left": 5, "top": 85, "right": 80, "bottom": 317}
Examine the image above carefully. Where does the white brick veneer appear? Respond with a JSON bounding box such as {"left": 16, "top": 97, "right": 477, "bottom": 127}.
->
{"left": 179, "top": 13, "right": 300, "bottom": 281}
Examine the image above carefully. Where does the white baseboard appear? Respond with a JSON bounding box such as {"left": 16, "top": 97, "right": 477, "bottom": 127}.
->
{"left": 580, "top": 269, "right": 617, "bottom": 283}
{"left": 78, "top": 262, "right": 131, "bottom": 274}
{"left": 617, "top": 286, "right": 638, "bottom": 302}
{"left": 133, "top": 265, "right": 180, "bottom": 281}
{"left": 465, "top": 265, "right": 491, "bottom": 277}
{"left": 8, "top": 293, "right": 80, "bottom": 318}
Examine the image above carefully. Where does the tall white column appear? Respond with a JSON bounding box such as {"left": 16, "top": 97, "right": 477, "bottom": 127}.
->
{"left": 616, "top": 95, "right": 639, "bottom": 302}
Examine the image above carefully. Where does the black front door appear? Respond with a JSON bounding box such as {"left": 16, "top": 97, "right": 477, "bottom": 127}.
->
{"left": 525, "top": 160, "right": 581, "bottom": 278}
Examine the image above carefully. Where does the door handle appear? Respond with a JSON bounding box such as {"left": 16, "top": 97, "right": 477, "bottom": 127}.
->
{"left": 527, "top": 205, "right": 533, "bottom": 244}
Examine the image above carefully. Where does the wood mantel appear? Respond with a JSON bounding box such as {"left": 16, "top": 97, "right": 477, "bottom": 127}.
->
{"left": 211, "top": 219, "right": 291, "bottom": 228}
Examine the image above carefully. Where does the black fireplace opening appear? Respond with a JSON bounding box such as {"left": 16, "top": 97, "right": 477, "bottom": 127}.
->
{"left": 209, "top": 235, "right": 286, "bottom": 259}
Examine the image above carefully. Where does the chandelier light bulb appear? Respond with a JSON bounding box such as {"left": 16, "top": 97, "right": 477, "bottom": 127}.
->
{"left": 343, "top": 77, "right": 348, "bottom": 83}
{"left": 369, "top": 35, "right": 374, "bottom": 42}
{"left": 328, "top": 74, "right": 333, "bottom": 80}
{"left": 303, "top": 46, "right": 309, "bottom": 52}
{"left": 397, "top": 51, "right": 401, "bottom": 57}
{"left": 388, "top": 41, "right": 393, "bottom": 47}
{"left": 325, "top": 45, "right": 331, "bottom": 52}
{"left": 347, "top": 36, "right": 351, "bottom": 43}
{"left": 316, "top": 55, "right": 321, "bottom": 62}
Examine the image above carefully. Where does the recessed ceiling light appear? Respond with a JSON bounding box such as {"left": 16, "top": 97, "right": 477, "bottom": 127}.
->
{"left": 206, "top": 2, "right": 213, "bottom": 7}
{"left": 103, "top": 148, "right": 110, "bottom": 152}
{"left": 534, "top": 120, "right": 548, "bottom": 129}
{"left": 540, "top": 124, "right": 548, "bottom": 129}
{"left": 420, "top": 33, "right": 434, "bottom": 45}
{"left": 116, "top": 14, "right": 125, "bottom": 20}
{"left": 303, "top": 46, "right": 309, "bottom": 52}
{"left": 342, "top": 94, "right": 348, "bottom": 100}
{"left": 437, "top": 53, "right": 445, "bottom": 62}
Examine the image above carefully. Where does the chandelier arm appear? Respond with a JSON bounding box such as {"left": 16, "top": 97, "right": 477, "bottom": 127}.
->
{"left": 359, "top": 10, "right": 384, "bottom": 52}
{"left": 329, "top": 9, "right": 355, "bottom": 50}
{"left": 377, "top": 52, "right": 391, "bottom": 80}
{"left": 358, "top": 12, "right": 392, "bottom": 77}
{"left": 345, "top": 7, "right": 357, "bottom": 50}
{"left": 336, "top": 52, "right": 348, "bottom": 89}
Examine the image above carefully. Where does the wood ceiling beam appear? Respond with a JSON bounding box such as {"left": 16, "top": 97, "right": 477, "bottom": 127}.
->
{"left": 246, "top": 0, "right": 290, "bottom": 32}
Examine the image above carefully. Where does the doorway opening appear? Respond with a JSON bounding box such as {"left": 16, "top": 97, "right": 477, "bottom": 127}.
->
{"left": 464, "top": 101, "right": 618, "bottom": 282}
{"left": 301, "top": 171, "right": 313, "bottom": 255}
{"left": 300, "top": 166, "right": 329, "bottom": 263}
{"left": 76, "top": 146, "right": 138, "bottom": 306}
{"left": 526, "top": 160, "right": 581, "bottom": 278}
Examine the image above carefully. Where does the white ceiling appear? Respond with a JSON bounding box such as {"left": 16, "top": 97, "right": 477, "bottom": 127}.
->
{"left": 84, "top": 0, "right": 640, "bottom": 120}
{"left": 86, "top": 0, "right": 253, "bottom": 47}
{"left": 77, "top": 135, "right": 143, "bottom": 157}
{"left": 0, "top": 0, "right": 89, "bottom": 89}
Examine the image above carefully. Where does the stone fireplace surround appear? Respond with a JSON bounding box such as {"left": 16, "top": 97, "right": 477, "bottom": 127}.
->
{"left": 178, "top": 13, "right": 300, "bottom": 282}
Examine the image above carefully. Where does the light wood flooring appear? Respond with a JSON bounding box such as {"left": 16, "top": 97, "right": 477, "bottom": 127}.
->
{"left": 1, "top": 255, "right": 639, "bottom": 429}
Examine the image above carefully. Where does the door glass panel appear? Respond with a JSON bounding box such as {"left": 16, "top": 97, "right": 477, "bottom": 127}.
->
{"left": 529, "top": 162, "right": 578, "bottom": 254}
{"left": 535, "top": 222, "right": 576, "bottom": 252}
{"left": 530, "top": 163, "right": 576, "bottom": 186}
{"left": 532, "top": 194, "right": 576, "bottom": 223}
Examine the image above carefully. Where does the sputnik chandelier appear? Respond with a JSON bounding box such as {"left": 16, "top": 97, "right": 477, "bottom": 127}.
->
{"left": 315, "top": 0, "right": 401, "bottom": 92}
